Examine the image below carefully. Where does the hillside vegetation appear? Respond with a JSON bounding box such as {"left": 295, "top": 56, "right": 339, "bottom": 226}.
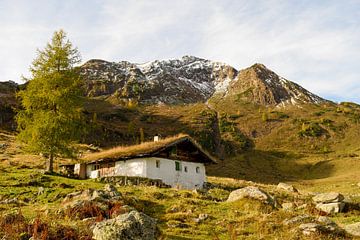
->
{"left": 0, "top": 134, "right": 359, "bottom": 239}
{"left": 0, "top": 56, "right": 360, "bottom": 239}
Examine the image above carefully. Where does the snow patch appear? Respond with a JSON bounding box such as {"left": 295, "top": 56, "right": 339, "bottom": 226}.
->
{"left": 215, "top": 77, "right": 232, "bottom": 93}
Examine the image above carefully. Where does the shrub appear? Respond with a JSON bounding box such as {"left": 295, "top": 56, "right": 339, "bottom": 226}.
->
{"left": 298, "top": 123, "right": 326, "bottom": 137}
{"left": 64, "top": 201, "right": 106, "bottom": 220}
{"left": 0, "top": 211, "right": 28, "bottom": 239}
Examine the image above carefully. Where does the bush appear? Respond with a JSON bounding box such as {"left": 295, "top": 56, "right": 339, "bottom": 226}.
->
{"left": 298, "top": 123, "right": 326, "bottom": 137}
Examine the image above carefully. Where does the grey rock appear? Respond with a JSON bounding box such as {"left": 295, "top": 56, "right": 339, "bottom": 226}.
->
{"left": 104, "top": 184, "right": 121, "bottom": 198}
{"left": 317, "top": 216, "right": 334, "bottom": 225}
{"left": 344, "top": 222, "right": 360, "bottom": 237}
{"left": 193, "top": 213, "right": 208, "bottom": 223}
{"left": 276, "top": 182, "right": 298, "bottom": 193}
{"left": 315, "top": 202, "right": 345, "bottom": 214}
{"left": 167, "top": 222, "right": 189, "bottom": 228}
{"left": 283, "top": 214, "right": 312, "bottom": 225}
{"left": 298, "top": 223, "right": 324, "bottom": 235}
{"left": 93, "top": 210, "right": 157, "bottom": 240}
{"left": 312, "top": 192, "right": 344, "bottom": 203}
{"left": 0, "top": 197, "right": 19, "bottom": 205}
{"left": 227, "top": 186, "right": 273, "bottom": 204}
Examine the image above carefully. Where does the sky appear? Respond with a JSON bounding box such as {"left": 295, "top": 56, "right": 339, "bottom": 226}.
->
{"left": 0, "top": 0, "right": 359, "bottom": 103}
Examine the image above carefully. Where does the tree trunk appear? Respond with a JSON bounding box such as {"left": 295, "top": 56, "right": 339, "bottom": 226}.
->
{"left": 46, "top": 154, "right": 54, "bottom": 173}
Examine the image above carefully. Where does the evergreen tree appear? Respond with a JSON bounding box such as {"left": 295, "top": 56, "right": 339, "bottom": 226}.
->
{"left": 16, "top": 29, "right": 84, "bottom": 172}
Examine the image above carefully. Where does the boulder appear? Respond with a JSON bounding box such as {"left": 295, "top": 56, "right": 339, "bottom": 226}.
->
{"left": 104, "top": 184, "right": 121, "bottom": 198}
{"left": 62, "top": 185, "right": 122, "bottom": 206}
{"left": 298, "top": 223, "right": 325, "bottom": 236}
{"left": 344, "top": 222, "right": 360, "bottom": 237}
{"left": 312, "top": 192, "right": 344, "bottom": 203}
{"left": 276, "top": 182, "right": 298, "bottom": 193}
{"left": 317, "top": 216, "right": 344, "bottom": 234}
{"left": 226, "top": 186, "right": 273, "bottom": 204}
{"left": 92, "top": 210, "right": 157, "bottom": 240}
{"left": 317, "top": 216, "right": 334, "bottom": 225}
{"left": 315, "top": 202, "right": 345, "bottom": 214}
{"left": 283, "top": 214, "right": 312, "bottom": 226}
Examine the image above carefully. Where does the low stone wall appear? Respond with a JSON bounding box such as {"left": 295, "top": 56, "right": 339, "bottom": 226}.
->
{"left": 94, "top": 176, "right": 170, "bottom": 188}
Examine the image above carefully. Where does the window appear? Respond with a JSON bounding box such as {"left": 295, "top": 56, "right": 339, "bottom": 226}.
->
{"left": 170, "top": 146, "right": 177, "bottom": 156}
{"left": 156, "top": 160, "right": 160, "bottom": 168}
{"left": 175, "top": 161, "right": 181, "bottom": 171}
{"left": 196, "top": 166, "right": 200, "bottom": 173}
{"left": 92, "top": 164, "right": 100, "bottom": 171}
{"left": 184, "top": 166, "right": 188, "bottom": 172}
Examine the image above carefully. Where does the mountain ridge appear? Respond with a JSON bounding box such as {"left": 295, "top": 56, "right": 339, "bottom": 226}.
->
{"left": 80, "top": 56, "right": 328, "bottom": 106}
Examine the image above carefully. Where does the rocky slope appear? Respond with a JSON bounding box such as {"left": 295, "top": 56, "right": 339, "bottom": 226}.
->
{"left": 81, "top": 56, "right": 236, "bottom": 104}
{"left": 80, "top": 56, "right": 327, "bottom": 106}
{"left": 226, "top": 63, "right": 326, "bottom": 106}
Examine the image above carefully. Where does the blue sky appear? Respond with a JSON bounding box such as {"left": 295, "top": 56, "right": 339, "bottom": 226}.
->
{"left": 0, "top": 0, "right": 359, "bottom": 103}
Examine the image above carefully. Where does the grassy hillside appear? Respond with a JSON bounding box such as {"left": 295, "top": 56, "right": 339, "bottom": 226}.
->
{"left": 77, "top": 96, "right": 360, "bottom": 189}
{"left": 0, "top": 135, "right": 359, "bottom": 239}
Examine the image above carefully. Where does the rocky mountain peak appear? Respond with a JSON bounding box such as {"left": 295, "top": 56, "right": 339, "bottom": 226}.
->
{"left": 79, "top": 57, "right": 327, "bottom": 106}
{"left": 226, "top": 63, "right": 326, "bottom": 106}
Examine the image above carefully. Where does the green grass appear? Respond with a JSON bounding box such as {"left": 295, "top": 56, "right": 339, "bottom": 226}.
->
{"left": 1, "top": 97, "right": 360, "bottom": 239}
{"left": 0, "top": 154, "right": 358, "bottom": 239}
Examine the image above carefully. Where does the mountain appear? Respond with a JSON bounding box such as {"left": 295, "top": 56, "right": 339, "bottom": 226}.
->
{"left": 225, "top": 63, "right": 326, "bottom": 106}
{"left": 80, "top": 56, "right": 327, "bottom": 106}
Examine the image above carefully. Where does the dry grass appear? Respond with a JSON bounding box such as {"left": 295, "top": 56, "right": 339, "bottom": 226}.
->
{"left": 82, "top": 133, "right": 217, "bottom": 163}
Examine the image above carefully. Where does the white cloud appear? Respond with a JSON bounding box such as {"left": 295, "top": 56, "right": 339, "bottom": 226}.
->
{"left": 0, "top": 0, "right": 359, "bottom": 102}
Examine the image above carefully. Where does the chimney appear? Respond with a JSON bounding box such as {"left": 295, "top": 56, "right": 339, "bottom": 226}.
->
{"left": 154, "top": 135, "right": 160, "bottom": 142}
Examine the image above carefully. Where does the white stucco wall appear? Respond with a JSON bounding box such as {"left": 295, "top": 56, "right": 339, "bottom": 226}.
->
{"left": 86, "top": 159, "right": 146, "bottom": 179}
{"left": 114, "top": 159, "right": 146, "bottom": 177}
{"left": 145, "top": 157, "right": 206, "bottom": 189}
{"left": 85, "top": 157, "right": 207, "bottom": 189}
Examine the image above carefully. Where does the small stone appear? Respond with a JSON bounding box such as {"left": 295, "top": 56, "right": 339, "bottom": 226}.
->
{"left": 315, "top": 202, "right": 345, "bottom": 214}
{"left": 344, "top": 222, "right": 360, "bottom": 237}
{"left": 91, "top": 190, "right": 105, "bottom": 200}
{"left": 296, "top": 203, "right": 308, "bottom": 210}
{"left": 37, "top": 187, "right": 45, "bottom": 195}
{"left": 283, "top": 214, "right": 312, "bottom": 225}
{"left": 317, "top": 216, "right": 334, "bottom": 225}
{"left": 312, "top": 192, "right": 344, "bottom": 203}
{"left": 298, "top": 223, "right": 324, "bottom": 235}
{"left": 193, "top": 213, "right": 209, "bottom": 223}
{"left": 167, "top": 206, "right": 180, "bottom": 213}
{"left": 277, "top": 182, "right": 298, "bottom": 193}
{"left": 281, "top": 202, "right": 294, "bottom": 211}
{"left": 1, "top": 197, "right": 19, "bottom": 205}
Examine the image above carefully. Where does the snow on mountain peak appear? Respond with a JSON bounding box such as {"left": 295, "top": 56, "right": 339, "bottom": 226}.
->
{"left": 80, "top": 57, "right": 327, "bottom": 106}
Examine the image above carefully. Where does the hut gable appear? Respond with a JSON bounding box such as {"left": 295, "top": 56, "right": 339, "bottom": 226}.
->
{"left": 83, "top": 134, "right": 218, "bottom": 164}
